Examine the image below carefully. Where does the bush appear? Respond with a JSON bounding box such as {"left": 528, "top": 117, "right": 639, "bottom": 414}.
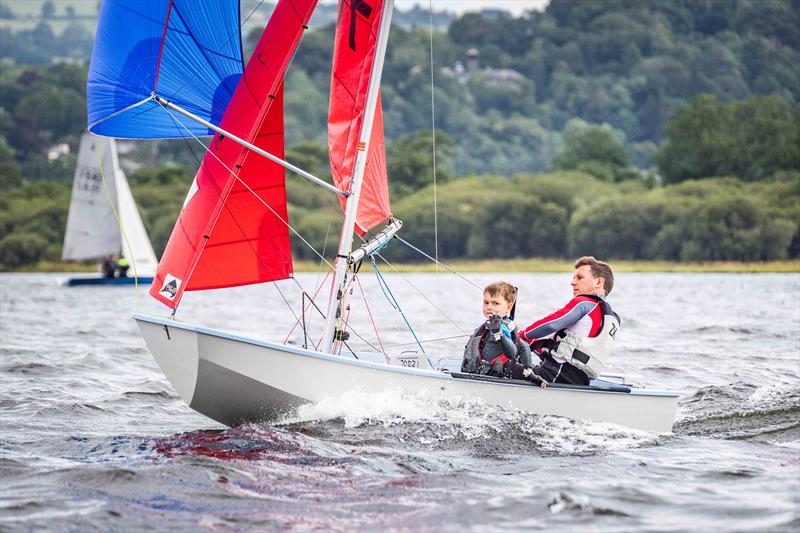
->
{"left": 290, "top": 207, "right": 341, "bottom": 261}
{"left": 389, "top": 196, "right": 473, "bottom": 261}
{"left": 0, "top": 232, "right": 48, "bottom": 268}
{"left": 465, "top": 192, "right": 567, "bottom": 259}
{"left": 568, "top": 195, "right": 666, "bottom": 259}
{"left": 675, "top": 196, "right": 793, "bottom": 261}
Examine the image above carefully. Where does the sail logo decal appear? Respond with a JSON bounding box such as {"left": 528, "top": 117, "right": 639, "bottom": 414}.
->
{"left": 159, "top": 274, "right": 182, "bottom": 300}
{"left": 348, "top": 0, "right": 373, "bottom": 51}
{"left": 609, "top": 323, "right": 618, "bottom": 338}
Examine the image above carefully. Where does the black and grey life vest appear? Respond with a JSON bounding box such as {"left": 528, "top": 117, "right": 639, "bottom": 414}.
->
{"left": 461, "top": 319, "right": 516, "bottom": 374}
{"left": 549, "top": 295, "right": 620, "bottom": 379}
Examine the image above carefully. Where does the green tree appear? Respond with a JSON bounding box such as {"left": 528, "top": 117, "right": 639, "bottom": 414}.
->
{"left": 553, "top": 120, "right": 631, "bottom": 181}
{"left": 656, "top": 94, "right": 800, "bottom": 182}
{"left": 0, "top": 137, "right": 21, "bottom": 189}
{"left": 466, "top": 192, "right": 544, "bottom": 259}
{"left": 568, "top": 195, "right": 666, "bottom": 259}
{"left": 387, "top": 130, "right": 454, "bottom": 198}
{"left": 0, "top": 233, "right": 49, "bottom": 268}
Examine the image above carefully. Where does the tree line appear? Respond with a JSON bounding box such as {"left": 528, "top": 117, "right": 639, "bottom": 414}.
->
{"left": 0, "top": 1, "right": 798, "bottom": 269}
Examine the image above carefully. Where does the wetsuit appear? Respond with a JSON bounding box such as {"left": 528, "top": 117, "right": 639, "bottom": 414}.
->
{"left": 462, "top": 318, "right": 533, "bottom": 378}
{"left": 520, "top": 294, "right": 621, "bottom": 385}
{"left": 101, "top": 257, "right": 116, "bottom": 278}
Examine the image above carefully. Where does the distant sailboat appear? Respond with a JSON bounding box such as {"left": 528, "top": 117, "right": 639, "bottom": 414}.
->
{"left": 62, "top": 133, "right": 158, "bottom": 286}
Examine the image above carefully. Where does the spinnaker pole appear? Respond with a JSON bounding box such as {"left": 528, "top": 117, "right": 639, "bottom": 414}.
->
{"left": 321, "top": 0, "right": 395, "bottom": 354}
{"left": 154, "top": 95, "right": 345, "bottom": 197}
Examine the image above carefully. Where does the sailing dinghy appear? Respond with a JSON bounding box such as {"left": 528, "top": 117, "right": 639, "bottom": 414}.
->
{"left": 89, "top": 0, "right": 679, "bottom": 432}
{"left": 62, "top": 133, "right": 158, "bottom": 286}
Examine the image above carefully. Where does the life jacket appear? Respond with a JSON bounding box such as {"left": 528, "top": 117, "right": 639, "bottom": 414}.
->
{"left": 461, "top": 318, "right": 517, "bottom": 376}
{"left": 549, "top": 294, "right": 620, "bottom": 379}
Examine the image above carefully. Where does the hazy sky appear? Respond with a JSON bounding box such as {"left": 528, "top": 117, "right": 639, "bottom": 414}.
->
{"left": 320, "top": 1, "right": 551, "bottom": 15}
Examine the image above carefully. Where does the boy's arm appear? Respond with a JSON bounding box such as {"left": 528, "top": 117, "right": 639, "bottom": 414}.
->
{"left": 498, "top": 333, "right": 517, "bottom": 359}
{"left": 489, "top": 315, "right": 518, "bottom": 359}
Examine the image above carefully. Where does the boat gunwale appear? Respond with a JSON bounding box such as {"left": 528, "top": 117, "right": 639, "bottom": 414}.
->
{"left": 132, "top": 313, "right": 680, "bottom": 398}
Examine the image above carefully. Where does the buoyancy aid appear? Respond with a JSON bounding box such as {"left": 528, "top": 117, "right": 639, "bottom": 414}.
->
{"left": 462, "top": 318, "right": 528, "bottom": 376}
{"left": 549, "top": 294, "right": 620, "bottom": 379}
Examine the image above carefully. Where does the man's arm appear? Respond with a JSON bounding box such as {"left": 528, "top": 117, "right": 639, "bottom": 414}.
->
{"left": 520, "top": 297, "right": 600, "bottom": 343}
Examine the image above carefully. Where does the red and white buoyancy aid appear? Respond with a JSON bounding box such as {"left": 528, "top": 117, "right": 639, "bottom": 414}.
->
{"left": 549, "top": 295, "right": 620, "bottom": 379}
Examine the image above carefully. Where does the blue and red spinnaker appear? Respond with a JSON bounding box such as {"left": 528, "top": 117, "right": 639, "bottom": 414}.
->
{"left": 87, "top": 0, "right": 244, "bottom": 139}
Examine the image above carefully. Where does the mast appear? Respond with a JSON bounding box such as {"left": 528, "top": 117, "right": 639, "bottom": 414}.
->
{"left": 321, "top": 0, "right": 395, "bottom": 354}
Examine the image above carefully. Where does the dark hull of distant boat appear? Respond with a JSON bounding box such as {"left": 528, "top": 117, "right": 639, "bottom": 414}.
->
{"left": 64, "top": 276, "right": 154, "bottom": 287}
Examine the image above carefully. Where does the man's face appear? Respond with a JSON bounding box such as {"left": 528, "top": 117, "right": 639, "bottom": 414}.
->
{"left": 571, "top": 265, "right": 603, "bottom": 296}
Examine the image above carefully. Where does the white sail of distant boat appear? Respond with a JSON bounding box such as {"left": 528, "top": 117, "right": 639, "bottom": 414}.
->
{"left": 62, "top": 133, "right": 158, "bottom": 281}
{"left": 86, "top": 0, "right": 679, "bottom": 432}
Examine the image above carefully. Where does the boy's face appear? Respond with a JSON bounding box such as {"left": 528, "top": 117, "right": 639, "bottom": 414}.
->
{"left": 483, "top": 291, "right": 513, "bottom": 318}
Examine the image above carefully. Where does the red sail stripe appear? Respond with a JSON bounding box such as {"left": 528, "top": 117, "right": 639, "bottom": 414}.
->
{"left": 150, "top": 0, "right": 318, "bottom": 309}
{"left": 152, "top": 0, "right": 175, "bottom": 93}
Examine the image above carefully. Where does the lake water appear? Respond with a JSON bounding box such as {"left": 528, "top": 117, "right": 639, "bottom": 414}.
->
{"left": 1, "top": 272, "right": 798, "bottom": 531}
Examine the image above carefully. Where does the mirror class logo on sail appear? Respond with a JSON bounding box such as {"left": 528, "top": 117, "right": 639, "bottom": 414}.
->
{"left": 159, "top": 275, "right": 182, "bottom": 300}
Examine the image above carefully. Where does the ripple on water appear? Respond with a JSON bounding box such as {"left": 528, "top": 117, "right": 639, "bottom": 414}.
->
{"left": 676, "top": 380, "right": 800, "bottom": 440}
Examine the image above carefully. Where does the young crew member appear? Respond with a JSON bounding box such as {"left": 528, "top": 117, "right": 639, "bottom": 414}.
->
{"left": 462, "top": 281, "right": 539, "bottom": 383}
{"left": 520, "top": 256, "right": 621, "bottom": 386}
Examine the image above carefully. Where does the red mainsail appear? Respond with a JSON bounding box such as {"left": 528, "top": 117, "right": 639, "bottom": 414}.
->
{"left": 328, "top": 0, "right": 392, "bottom": 235}
{"left": 150, "top": 0, "right": 318, "bottom": 308}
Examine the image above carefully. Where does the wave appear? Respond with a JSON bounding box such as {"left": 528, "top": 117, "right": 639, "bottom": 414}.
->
{"left": 685, "top": 325, "right": 759, "bottom": 335}
{"left": 276, "top": 389, "right": 661, "bottom": 458}
{"left": 1, "top": 362, "right": 54, "bottom": 374}
{"left": 547, "top": 491, "right": 630, "bottom": 517}
{"left": 676, "top": 380, "right": 800, "bottom": 440}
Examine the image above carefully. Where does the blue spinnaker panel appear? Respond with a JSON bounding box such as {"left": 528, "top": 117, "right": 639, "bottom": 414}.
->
{"left": 88, "top": 0, "right": 244, "bottom": 139}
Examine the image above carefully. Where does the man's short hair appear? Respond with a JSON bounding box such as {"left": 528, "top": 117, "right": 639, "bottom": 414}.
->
{"left": 574, "top": 256, "right": 614, "bottom": 294}
{"left": 484, "top": 281, "right": 517, "bottom": 305}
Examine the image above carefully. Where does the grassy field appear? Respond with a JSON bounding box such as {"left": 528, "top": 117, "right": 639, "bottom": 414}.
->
{"left": 296, "top": 259, "right": 800, "bottom": 273}
{"left": 1, "top": 0, "right": 98, "bottom": 34}
{"left": 15, "top": 258, "right": 799, "bottom": 275}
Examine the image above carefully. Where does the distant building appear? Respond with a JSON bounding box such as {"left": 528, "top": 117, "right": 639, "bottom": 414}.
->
{"left": 47, "top": 143, "right": 69, "bottom": 161}
{"left": 440, "top": 47, "right": 526, "bottom": 88}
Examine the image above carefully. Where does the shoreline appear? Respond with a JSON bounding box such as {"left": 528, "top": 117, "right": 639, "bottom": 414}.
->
{"left": 9, "top": 259, "right": 800, "bottom": 274}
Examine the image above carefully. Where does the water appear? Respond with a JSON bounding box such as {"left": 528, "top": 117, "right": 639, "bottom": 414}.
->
{"left": 1, "top": 272, "right": 798, "bottom": 531}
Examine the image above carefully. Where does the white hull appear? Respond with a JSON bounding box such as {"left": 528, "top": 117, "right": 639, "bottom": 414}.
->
{"left": 134, "top": 314, "right": 679, "bottom": 432}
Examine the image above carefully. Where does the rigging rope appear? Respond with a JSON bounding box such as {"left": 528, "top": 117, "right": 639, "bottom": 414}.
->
{"left": 374, "top": 250, "right": 469, "bottom": 335}
{"left": 159, "top": 104, "right": 333, "bottom": 269}
{"left": 382, "top": 334, "right": 469, "bottom": 349}
{"left": 428, "top": 0, "right": 439, "bottom": 271}
{"left": 369, "top": 257, "right": 431, "bottom": 365}
{"left": 156, "top": 103, "right": 332, "bottom": 328}
{"left": 284, "top": 268, "right": 331, "bottom": 343}
{"left": 393, "top": 236, "right": 482, "bottom": 290}
{"left": 355, "top": 276, "right": 390, "bottom": 363}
